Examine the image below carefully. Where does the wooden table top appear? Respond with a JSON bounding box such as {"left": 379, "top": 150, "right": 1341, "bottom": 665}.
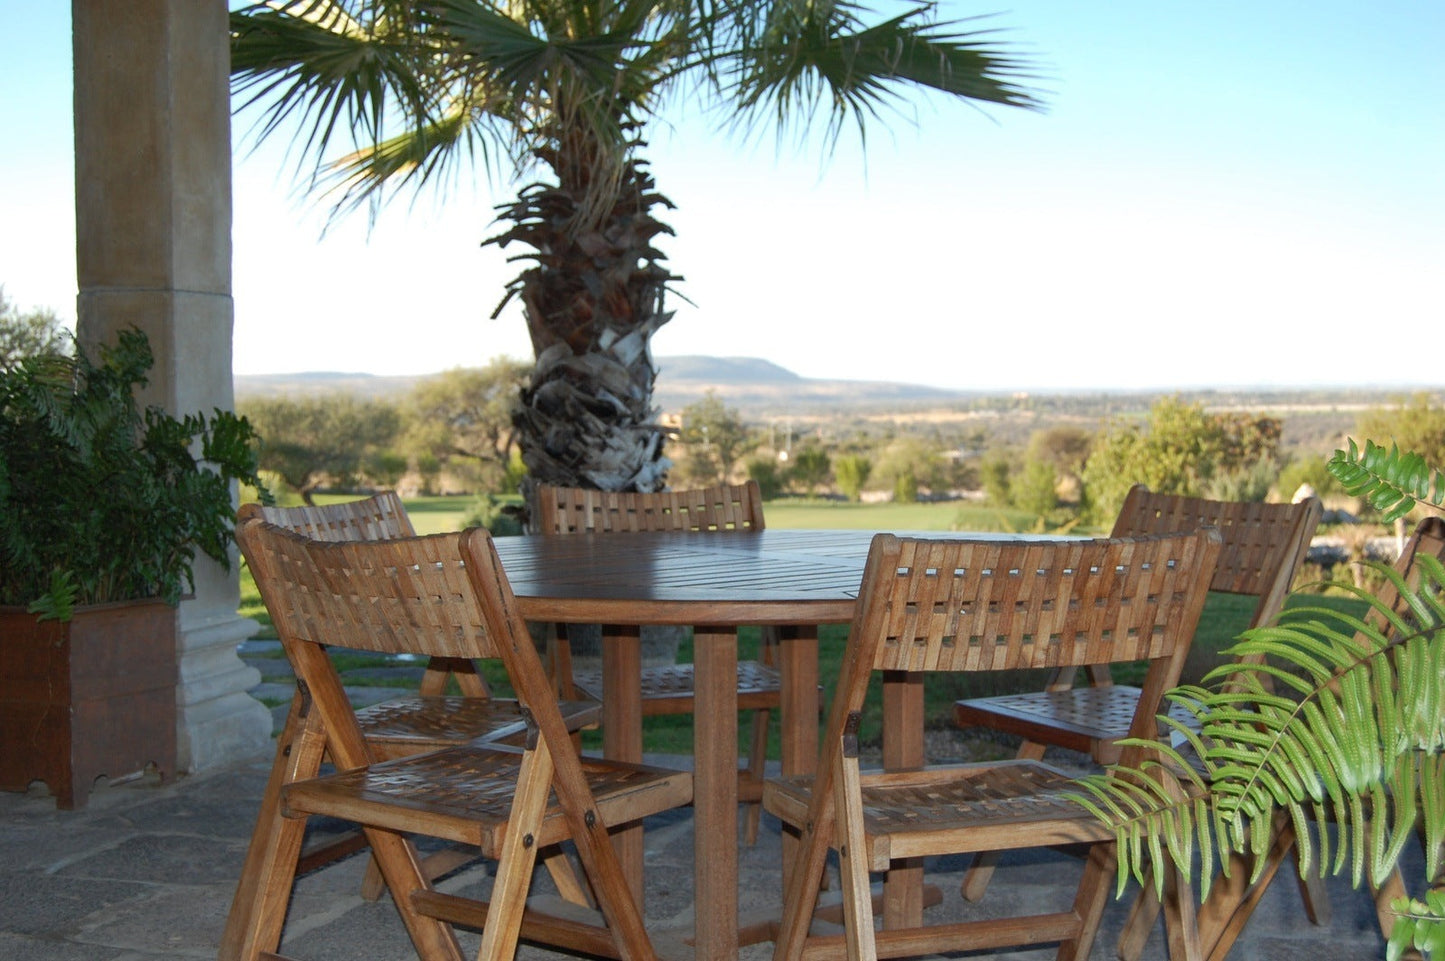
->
{"left": 492, "top": 528, "right": 1015, "bottom": 625}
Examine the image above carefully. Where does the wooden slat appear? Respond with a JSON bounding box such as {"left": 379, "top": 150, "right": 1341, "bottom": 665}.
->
{"left": 411, "top": 890, "right": 621, "bottom": 958}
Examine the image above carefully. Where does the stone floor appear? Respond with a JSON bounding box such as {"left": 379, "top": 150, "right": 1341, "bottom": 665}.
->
{"left": 1, "top": 746, "right": 1405, "bottom": 960}
{"left": 0, "top": 642, "right": 1406, "bottom": 959}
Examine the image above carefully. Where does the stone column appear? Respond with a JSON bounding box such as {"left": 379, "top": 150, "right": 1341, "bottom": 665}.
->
{"left": 72, "top": 0, "right": 271, "bottom": 771}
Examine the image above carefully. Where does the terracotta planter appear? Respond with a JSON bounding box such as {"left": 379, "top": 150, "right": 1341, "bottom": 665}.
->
{"left": 0, "top": 599, "right": 177, "bottom": 809}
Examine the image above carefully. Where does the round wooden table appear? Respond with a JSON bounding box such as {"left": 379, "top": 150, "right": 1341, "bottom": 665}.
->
{"left": 493, "top": 528, "right": 1034, "bottom": 960}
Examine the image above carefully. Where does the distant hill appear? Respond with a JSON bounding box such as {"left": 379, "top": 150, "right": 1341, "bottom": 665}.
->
{"left": 232, "top": 358, "right": 1436, "bottom": 449}
{"left": 655, "top": 356, "right": 804, "bottom": 384}
{"left": 233, "top": 370, "right": 424, "bottom": 400}
{"left": 234, "top": 356, "right": 977, "bottom": 414}
{"left": 651, "top": 356, "right": 974, "bottom": 413}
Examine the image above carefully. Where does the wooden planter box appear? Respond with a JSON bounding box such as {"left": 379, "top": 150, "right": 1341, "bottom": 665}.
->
{"left": 0, "top": 599, "right": 177, "bottom": 809}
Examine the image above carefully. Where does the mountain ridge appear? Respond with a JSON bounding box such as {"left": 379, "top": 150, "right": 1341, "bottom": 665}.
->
{"left": 233, "top": 355, "right": 978, "bottom": 413}
{"left": 233, "top": 356, "right": 1435, "bottom": 423}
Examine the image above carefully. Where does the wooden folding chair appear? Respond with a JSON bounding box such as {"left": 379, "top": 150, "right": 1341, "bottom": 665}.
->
{"left": 220, "top": 520, "right": 692, "bottom": 961}
{"left": 534, "top": 481, "right": 786, "bottom": 843}
{"left": 1170, "top": 515, "right": 1445, "bottom": 961}
{"left": 765, "top": 529, "right": 1221, "bottom": 961}
{"left": 236, "top": 494, "right": 600, "bottom": 893}
{"left": 953, "top": 485, "right": 1323, "bottom": 906}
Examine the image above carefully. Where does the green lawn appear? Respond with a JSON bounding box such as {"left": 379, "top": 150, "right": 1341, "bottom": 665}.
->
{"left": 237, "top": 494, "right": 1360, "bottom": 758}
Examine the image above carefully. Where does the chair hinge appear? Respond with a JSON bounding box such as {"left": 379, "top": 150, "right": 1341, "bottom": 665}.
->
{"left": 842, "top": 711, "right": 862, "bottom": 759}
{"left": 519, "top": 705, "right": 540, "bottom": 750}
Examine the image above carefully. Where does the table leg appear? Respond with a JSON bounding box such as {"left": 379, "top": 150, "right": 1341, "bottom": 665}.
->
{"left": 601, "top": 623, "right": 644, "bottom": 903}
{"left": 881, "top": 670, "right": 925, "bottom": 929}
{"left": 777, "top": 625, "right": 819, "bottom": 891}
{"left": 777, "top": 625, "right": 819, "bottom": 778}
{"left": 693, "top": 626, "right": 739, "bottom": 961}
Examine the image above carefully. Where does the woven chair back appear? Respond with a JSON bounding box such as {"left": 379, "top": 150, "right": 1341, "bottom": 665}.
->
{"left": 860, "top": 531, "right": 1221, "bottom": 678}
{"left": 238, "top": 491, "right": 415, "bottom": 541}
{"left": 238, "top": 520, "right": 500, "bottom": 661}
{"left": 536, "top": 481, "right": 765, "bottom": 534}
{"left": 1111, "top": 484, "right": 1322, "bottom": 626}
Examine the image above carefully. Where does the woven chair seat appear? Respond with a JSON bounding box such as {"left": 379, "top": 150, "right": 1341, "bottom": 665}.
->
{"left": 569, "top": 659, "right": 781, "bottom": 713}
{"left": 953, "top": 686, "right": 1202, "bottom": 765}
{"left": 356, "top": 694, "right": 601, "bottom": 756}
{"left": 284, "top": 744, "right": 693, "bottom": 856}
{"left": 766, "top": 759, "right": 1110, "bottom": 871}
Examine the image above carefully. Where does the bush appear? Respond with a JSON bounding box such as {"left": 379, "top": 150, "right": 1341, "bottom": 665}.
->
{"left": 0, "top": 329, "right": 268, "bottom": 617}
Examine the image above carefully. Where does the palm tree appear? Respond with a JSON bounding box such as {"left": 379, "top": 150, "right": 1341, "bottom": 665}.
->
{"left": 230, "top": 0, "right": 1041, "bottom": 495}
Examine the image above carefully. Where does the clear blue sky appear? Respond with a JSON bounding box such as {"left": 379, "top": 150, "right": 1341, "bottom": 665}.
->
{"left": 2, "top": 2, "right": 1441, "bottom": 391}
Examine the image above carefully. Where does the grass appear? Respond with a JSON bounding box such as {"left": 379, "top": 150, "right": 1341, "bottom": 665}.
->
{"left": 236, "top": 494, "right": 1365, "bottom": 758}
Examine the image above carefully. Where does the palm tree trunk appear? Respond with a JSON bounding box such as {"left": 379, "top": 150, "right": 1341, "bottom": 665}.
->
{"left": 488, "top": 131, "right": 678, "bottom": 498}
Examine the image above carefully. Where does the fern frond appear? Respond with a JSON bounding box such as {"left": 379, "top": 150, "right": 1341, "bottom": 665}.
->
{"left": 1387, "top": 891, "right": 1445, "bottom": 961}
{"left": 1329, "top": 438, "right": 1445, "bottom": 523}
{"left": 1068, "top": 557, "right": 1445, "bottom": 920}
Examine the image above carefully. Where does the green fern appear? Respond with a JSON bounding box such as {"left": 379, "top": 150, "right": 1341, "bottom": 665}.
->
{"left": 1329, "top": 438, "right": 1445, "bottom": 523}
{"left": 1070, "top": 556, "right": 1445, "bottom": 955}
{"left": 1392, "top": 892, "right": 1445, "bottom": 961}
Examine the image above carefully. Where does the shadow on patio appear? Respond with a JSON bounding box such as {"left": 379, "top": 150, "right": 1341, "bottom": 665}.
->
{"left": 0, "top": 714, "right": 1401, "bottom": 961}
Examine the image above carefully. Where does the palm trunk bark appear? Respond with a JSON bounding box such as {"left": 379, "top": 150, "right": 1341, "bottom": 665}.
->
{"left": 488, "top": 129, "right": 678, "bottom": 498}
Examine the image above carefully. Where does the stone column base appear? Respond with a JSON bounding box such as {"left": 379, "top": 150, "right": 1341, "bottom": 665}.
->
{"left": 176, "top": 601, "right": 271, "bottom": 772}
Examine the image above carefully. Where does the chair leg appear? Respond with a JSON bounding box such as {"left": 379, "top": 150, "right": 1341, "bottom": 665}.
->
{"left": 542, "top": 845, "right": 596, "bottom": 908}
{"left": 743, "top": 706, "right": 770, "bottom": 845}
{"left": 1120, "top": 810, "right": 1330, "bottom": 961}
{"left": 1197, "top": 816, "right": 1299, "bottom": 961}
{"left": 418, "top": 655, "right": 489, "bottom": 698}
{"left": 363, "top": 827, "right": 467, "bottom": 961}
{"left": 219, "top": 690, "right": 328, "bottom": 961}
{"left": 1070, "top": 844, "right": 1204, "bottom": 961}
{"left": 1297, "top": 865, "right": 1333, "bottom": 925}
{"left": 835, "top": 751, "right": 879, "bottom": 961}
{"left": 359, "top": 845, "right": 482, "bottom": 902}
{"left": 549, "top": 623, "right": 579, "bottom": 700}
{"left": 774, "top": 792, "right": 840, "bottom": 960}
{"left": 1117, "top": 869, "right": 1160, "bottom": 961}
{"left": 1160, "top": 859, "right": 1203, "bottom": 961}
{"left": 475, "top": 742, "right": 553, "bottom": 961}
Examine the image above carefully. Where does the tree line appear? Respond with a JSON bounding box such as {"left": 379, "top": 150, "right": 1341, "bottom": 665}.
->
{"left": 238, "top": 360, "right": 530, "bottom": 503}
{"left": 238, "top": 358, "right": 1445, "bottom": 532}
{"left": 6, "top": 290, "right": 1439, "bottom": 522}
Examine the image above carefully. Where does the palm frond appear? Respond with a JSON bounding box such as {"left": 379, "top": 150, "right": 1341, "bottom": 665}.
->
{"left": 231, "top": 1, "right": 444, "bottom": 193}
{"left": 727, "top": 0, "right": 1041, "bottom": 151}
{"left": 1072, "top": 557, "right": 1445, "bottom": 912}
{"left": 1330, "top": 438, "right": 1445, "bottom": 523}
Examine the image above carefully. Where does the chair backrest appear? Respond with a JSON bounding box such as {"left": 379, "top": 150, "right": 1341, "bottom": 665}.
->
{"left": 535, "top": 482, "right": 765, "bottom": 535}
{"left": 843, "top": 530, "right": 1221, "bottom": 756}
{"left": 238, "top": 519, "right": 500, "bottom": 664}
{"left": 1110, "top": 485, "right": 1322, "bottom": 629}
{"left": 1365, "top": 515, "right": 1445, "bottom": 631}
{"left": 238, "top": 491, "right": 416, "bottom": 542}
{"left": 237, "top": 519, "right": 600, "bottom": 833}
{"left": 238, "top": 491, "right": 493, "bottom": 697}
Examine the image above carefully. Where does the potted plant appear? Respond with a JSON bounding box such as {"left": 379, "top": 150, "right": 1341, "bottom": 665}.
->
{"left": 1072, "top": 439, "right": 1445, "bottom": 959}
{"left": 0, "top": 328, "right": 269, "bottom": 808}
